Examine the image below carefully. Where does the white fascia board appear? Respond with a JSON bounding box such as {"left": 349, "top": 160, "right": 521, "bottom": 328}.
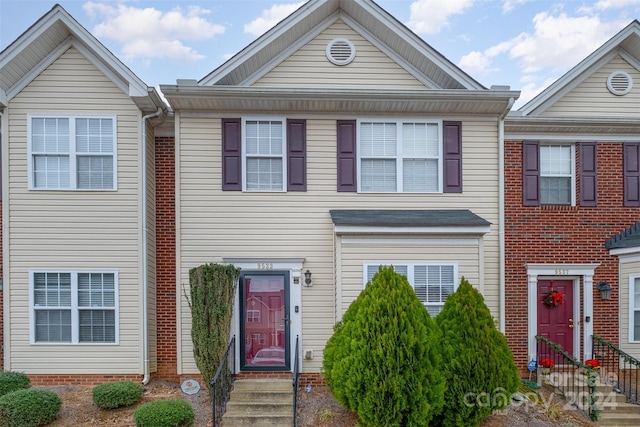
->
{"left": 199, "top": 0, "right": 325, "bottom": 86}
{"left": 610, "top": 247, "right": 640, "bottom": 257}
{"left": 333, "top": 225, "right": 491, "bottom": 235}
{"left": 352, "top": 0, "right": 484, "bottom": 90}
{"left": 340, "top": 14, "right": 438, "bottom": 89}
{"left": 0, "top": 89, "right": 6, "bottom": 107}
{"left": 241, "top": 12, "right": 338, "bottom": 86}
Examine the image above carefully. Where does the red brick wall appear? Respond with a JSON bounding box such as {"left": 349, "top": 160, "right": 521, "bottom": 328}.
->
{"left": 28, "top": 374, "right": 143, "bottom": 386}
{"left": 505, "top": 141, "right": 630, "bottom": 370}
{"left": 155, "top": 136, "right": 178, "bottom": 380}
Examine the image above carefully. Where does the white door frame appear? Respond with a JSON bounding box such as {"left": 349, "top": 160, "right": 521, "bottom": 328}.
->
{"left": 224, "top": 257, "right": 304, "bottom": 373}
{"left": 526, "top": 264, "right": 598, "bottom": 363}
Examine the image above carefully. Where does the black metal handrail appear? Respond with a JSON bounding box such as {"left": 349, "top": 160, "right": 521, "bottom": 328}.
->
{"left": 293, "top": 335, "right": 300, "bottom": 427}
{"left": 592, "top": 334, "right": 640, "bottom": 404}
{"left": 536, "top": 336, "right": 600, "bottom": 420}
{"left": 211, "top": 336, "right": 236, "bottom": 427}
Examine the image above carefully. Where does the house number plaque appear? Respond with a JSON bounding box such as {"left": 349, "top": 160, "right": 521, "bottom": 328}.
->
{"left": 257, "top": 262, "right": 273, "bottom": 270}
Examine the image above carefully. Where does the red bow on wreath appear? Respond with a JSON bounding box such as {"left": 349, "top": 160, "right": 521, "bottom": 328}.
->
{"left": 543, "top": 281, "right": 564, "bottom": 308}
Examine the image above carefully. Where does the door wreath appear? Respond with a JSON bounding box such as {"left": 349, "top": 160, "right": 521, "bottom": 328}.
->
{"left": 543, "top": 281, "right": 564, "bottom": 308}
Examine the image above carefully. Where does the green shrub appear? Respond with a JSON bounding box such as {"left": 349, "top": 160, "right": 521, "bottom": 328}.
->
{"left": 0, "top": 388, "right": 61, "bottom": 427}
{"left": 133, "top": 399, "right": 195, "bottom": 427}
{"left": 435, "top": 277, "right": 521, "bottom": 427}
{"left": 322, "top": 266, "right": 444, "bottom": 427}
{"left": 0, "top": 372, "right": 30, "bottom": 398}
{"left": 92, "top": 380, "right": 143, "bottom": 409}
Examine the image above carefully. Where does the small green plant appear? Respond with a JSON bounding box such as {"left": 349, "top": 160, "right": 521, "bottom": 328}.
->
{"left": 92, "top": 380, "right": 143, "bottom": 409}
{"left": 133, "top": 399, "right": 195, "bottom": 427}
{"left": 316, "top": 407, "right": 334, "bottom": 422}
{"left": 0, "top": 388, "right": 61, "bottom": 427}
{"left": 0, "top": 372, "right": 30, "bottom": 398}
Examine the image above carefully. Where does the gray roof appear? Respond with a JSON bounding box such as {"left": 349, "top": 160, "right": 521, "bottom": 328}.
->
{"left": 606, "top": 223, "right": 640, "bottom": 250}
{"left": 329, "top": 209, "right": 490, "bottom": 227}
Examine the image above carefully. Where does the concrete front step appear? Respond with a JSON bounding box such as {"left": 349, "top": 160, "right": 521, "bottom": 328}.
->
{"left": 221, "top": 378, "right": 294, "bottom": 427}
{"left": 598, "top": 408, "right": 640, "bottom": 426}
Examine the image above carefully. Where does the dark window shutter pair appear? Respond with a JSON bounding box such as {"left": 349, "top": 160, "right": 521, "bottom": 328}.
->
{"left": 221, "top": 118, "right": 306, "bottom": 191}
{"left": 522, "top": 141, "right": 598, "bottom": 206}
{"left": 336, "top": 120, "right": 463, "bottom": 193}
{"left": 624, "top": 142, "right": 640, "bottom": 207}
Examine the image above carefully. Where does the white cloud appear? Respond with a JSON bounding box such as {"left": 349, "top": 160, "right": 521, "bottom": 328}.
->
{"left": 408, "top": 0, "right": 474, "bottom": 34}
{"left": 83, "top": 2, "right": 225, "bottom": 63}
{"left": 593, "top": 0, "right": 640, "bottom": 10}
{"left": 501, "top": 0, "right": 531, "bottom": 14}
{"left": 244, "top": 2, "right": 305, "bottom": 36}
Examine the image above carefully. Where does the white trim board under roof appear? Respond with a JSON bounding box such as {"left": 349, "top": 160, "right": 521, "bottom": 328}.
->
{"left": 516, "top": 19, "right": 640, "bottom": 116}
{"left": 0, "top": 4, "right": 165, "bottom": 112}
{"left": 198, "top": 0, "right": 485, "bottom": 91}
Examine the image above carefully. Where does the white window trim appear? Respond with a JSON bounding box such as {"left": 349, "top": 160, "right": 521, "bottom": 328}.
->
{"left": 630, "top": 275, "right": 640, "bottom": 343}
{"left": 362, "top": 262, "right": 458, "bottom": 313}
{"left": 27, "top": 114, "right": 118, "bottom": 191}
{"left": 29, "top": 269, "right": 120, "bottom": 345}
{"left": 241, "top": 117, "right": 287, "bottom": 192}
{"left": 540, "top": 143, "right": 575, "bottom": 206}
{"left": 356, "top": 118, "right": 443, "bottom": 193}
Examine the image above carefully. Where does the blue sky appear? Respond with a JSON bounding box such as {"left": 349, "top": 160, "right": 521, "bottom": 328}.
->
{"left": 1, "top": 0, "right": 640, "bottom": 107}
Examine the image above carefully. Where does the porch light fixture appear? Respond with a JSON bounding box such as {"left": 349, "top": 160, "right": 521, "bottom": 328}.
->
{"left": 304, "top": 270, "right": 312, "bottom": 287}
{"left": 596, "top": 281, "right": 612, "bottom": 300}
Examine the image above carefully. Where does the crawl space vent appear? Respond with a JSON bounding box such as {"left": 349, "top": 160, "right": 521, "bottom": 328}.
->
{"left": 607, "top": 71, "right": 633, "bottom": 95}
{"left": 326, "top": 38, "right": 355, "bottom": 65}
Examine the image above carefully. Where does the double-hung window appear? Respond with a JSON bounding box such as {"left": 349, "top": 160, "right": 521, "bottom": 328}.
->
{"left": 29, "top": 116, "right": 116, "bottom": 190}
{"left": 243, "top": 119, "right": 285, "bottom": 191}
{"left": 540, "top": 144, "right": 574, "bottom": 205}
{"left": 365, "top": 263, "right": 456, "bottom": 316}
{"left": 358, "top": 120, "right": 440, "bottom": 192}
{"left": 632, "top": 277, "right": 640, "bottom": 342}
{"left": 31, "top": 271, "right": 118, "bottom": 344}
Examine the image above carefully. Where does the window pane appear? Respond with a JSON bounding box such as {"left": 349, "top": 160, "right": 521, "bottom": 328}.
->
{"left": 35, "top": 309, "right": 71, "bottom": 342}
{"left": 245, "top": 121, "right": 282, "bottom": 156}
{"left": 246, "top": 158, "right": 283, "bottom": 190}
{"left": 77, "top": 156, "right": 113, "bottom": 189}
{"left": 541, "top": 177, "right": 571, "bottom": 204}
{"left": 635, "top": 311, "right": 640, "bottom": 342}
{"left": 32, "top": 118, "right": 69, "bottom": 153}
{"left": 403, "top": 159, "right": 438, "bottom": 192}
{"left": 361, "top": 159, "right": 396, "bottom": 191}
{"left": 360, "top": 123, "right": 396, "bottom": 157}
{"left": 34, "top": 273, "right": 71, "bottom": 307}
{"left": 34, "top": 155, "right": 70, "bottom": 189}
{"left": 76, "top": 118, "right": 113, "bottom": 153}
{"left": 541, "top": 146, "right": 571, "bottom": 175}
{"left": 79, "top": 310, "right": 115, "bottom": 343}
{"left": 78, "top": 273, "right": 115, "bottom": 307}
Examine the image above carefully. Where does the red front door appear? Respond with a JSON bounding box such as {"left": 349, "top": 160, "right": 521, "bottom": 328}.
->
{"left": 537, "top": 279, "right": 574, "bottom": 354}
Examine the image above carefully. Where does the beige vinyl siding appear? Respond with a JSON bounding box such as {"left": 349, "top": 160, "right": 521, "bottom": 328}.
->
{"left": 6, "top": 47, "right": 145, "bottom": 373}
{"left": 253, "top": 20, "right": 428, "bottom": 89}
{"left": 542, "top": 55, "right": 640, "bottom": 117}
{"left": 145, "top": 120, "right": 158, "bottom": 372}
{"left": 620, "top": 256, "right": 640, "bottom": 359}
{"left": 177, "top": 115, "right": 500, "bottom": 374}
{"left": 338, "top": 237, "right": 482, "bottom": 314}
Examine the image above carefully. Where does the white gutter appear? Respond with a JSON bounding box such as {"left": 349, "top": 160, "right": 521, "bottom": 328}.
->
{"left": 141, "top": 107, "right": 163, "bottom": 385}
{"left": 498, "top": 98, "right": 515, "bottom": 333}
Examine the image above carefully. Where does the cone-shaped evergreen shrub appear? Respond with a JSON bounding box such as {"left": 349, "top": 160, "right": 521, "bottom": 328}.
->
{"left": 322, "top": 266, "right": 444, "bottom": 427}
{"left": 435, "top": 277, "right": 520, "bottom": 427}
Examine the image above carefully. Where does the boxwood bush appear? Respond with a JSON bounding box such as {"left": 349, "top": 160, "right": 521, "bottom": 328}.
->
{"left": 0, "top": 388, "right": 61, "bottom": 427}
{"left": 92, "top": 380, "right": 143, "bottom": 409}
{"left": 0, "top": 372, "right": 30, "bottom": 398}
{"left": 435, "top": 277, "right": 521, "bottom": 427}
{"left": 322, "top": 266, "right": 444, "bottom": 427}
{"left": 133, "top": 399, "right": 195, "bottom": 427}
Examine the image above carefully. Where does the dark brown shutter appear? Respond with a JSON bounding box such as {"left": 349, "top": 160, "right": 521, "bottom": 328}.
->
{"left": 579, "top": 142, "right": 597, "bottom": 207}
{"left": 443, "top": 121, "right": 462, "bottom": 193}
{"left": 222, "top": 118, "right": 242, "bottom": 191}
{"left": 287, "top": 119, "right": 306, "bottom": 191}
{"left": 337, "top": 120, "right": 357, "bottom": 192}
{"left": 624, "top": 142, "right": 640, "bottom": 207}
{"left": 523, "top": 141, "right": 540, "bottom": 206}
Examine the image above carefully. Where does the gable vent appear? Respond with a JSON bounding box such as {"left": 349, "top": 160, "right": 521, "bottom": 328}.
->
{"left": 326, "top": 38, "right": 355, "bottom": 66}
{"left": 607, "top": 71, "right": 633, "bottom": 95}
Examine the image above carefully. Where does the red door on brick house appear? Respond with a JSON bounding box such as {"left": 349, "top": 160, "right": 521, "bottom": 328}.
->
{"left": 537, "top": 280, "right": 574, "bottom": 355}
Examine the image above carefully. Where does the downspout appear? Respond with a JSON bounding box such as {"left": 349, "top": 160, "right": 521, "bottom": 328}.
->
{"left": 141, "top": 107, "right": 163, "bottom": 385}
{"left": 498, "top": 98, "right": 515, "bottom": 333}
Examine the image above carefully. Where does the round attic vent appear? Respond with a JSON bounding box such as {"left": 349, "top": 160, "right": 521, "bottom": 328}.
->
{"left": 326, "top": 38, "right": 355, "bottom": 65}
{"left": 607, "top": 71, "right": 633, "bottom": 95}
